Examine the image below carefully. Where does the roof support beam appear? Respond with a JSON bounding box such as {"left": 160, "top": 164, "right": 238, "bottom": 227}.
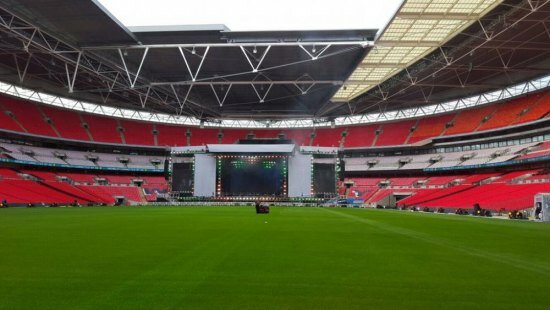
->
{"left": 0, "top": 7, "right": 169, "bottom": 108}
{"left": 64, "top": 51, "right": 81, "bottom": 93}
{"left": 21, "top": 28, "right": 36, "bottom": 52}
{"left": 150, "top": 80, "right": 342, "bottom": 86}
{"left": 138, "top": 86, "right": 151, "bottom": 108}
{"left": 13, "top": 53, "right": 32, "bottom": 83}
{"left": 299, "top": 44, "right": 331, "bottom": 60}
{"left": 132, "top": 47, "right": 149, "bottom": 88}
{"left": 210, "top": 83, "right": 232, "bottom": 107}
{"left": 294, "top": 82, "right": 316, "bottom": 95}
{"left": 81, "top": 41, "right": 372, "bottom": 50}
{"left": 240, "top": 45, "right": 270, "bottom": 73}
{"left": 171, "top": 84, "right": 194, "bottom": 114}
{"left": 478, "top": 20, "right": 495, "bottom": 40}
{"left": 250, "top": 75, "right": 274, "bottom": 103}
{"left": 0, "top": 6, "right": 170, "bottom": 108}
{"left": 179, "top": 46, "right": 209, "bottom": 81}
{"left": 119, "top": 47, "right": 149, "bottom": 88}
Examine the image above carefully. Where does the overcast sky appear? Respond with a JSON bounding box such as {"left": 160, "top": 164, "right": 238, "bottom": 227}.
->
{"left": 98, "top": 0, "right": 403, "bottom": 33}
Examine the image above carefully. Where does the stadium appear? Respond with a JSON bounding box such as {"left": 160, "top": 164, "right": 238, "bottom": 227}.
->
{"left": 0, "top": 0, "right": 549, "bottom": 308}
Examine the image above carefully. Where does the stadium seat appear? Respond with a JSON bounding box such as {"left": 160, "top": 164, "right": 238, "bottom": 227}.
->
{"left": 408, "top": 114, "right": 455, "bottom": 143}
{"left": 121, "top": 120, "right": 155, "bottom": 145}
{"left": 41, "top": 106, "right": 90, "bottom": 141}
{"left": 78, "top": 185, "right": 145, "bottom": 203}
{"left": 156, "top": 124, "right": 188, "bottom": 146}
{"left": 283, "top": 129, "right": 311, "bottom": 146}
{"left": 513, "top": 92, "right": 550, "bottom": 124}
{"left": 0, "top": 168, "right": 23, "bottom": 180}
{"left": 0, "top": 97, "right": 57, "bottom": 136}
{"left": 0, "top": 91, "right": 548, "bottom": 149}
{"left": 220, "top": 129, "right": 249, "bottom": 144}
{"left": 477, "top": 97, "right": 532, "bottom": 131}
{"left": 343, "top": 125, "right": 378, "bottom": 147}
{"left": 0, "top": 108, "right": 24, "bottom": 132}
{"left": 81, "top": 114, "right": 122, "bottom": 144}
{"left": 189, "top": 127, "right": 219, "bottom": 145}
{"left": 445, "top": 104, "right": 497, "bottom": 135}
{"left": 311, "top": 128, "right": 344, "bottom": 147}
{"left": 252, "top": 129, "right": 283, "bottom": 139}
{"left": 375, "top": 120, "right": 417, "bottom": 146}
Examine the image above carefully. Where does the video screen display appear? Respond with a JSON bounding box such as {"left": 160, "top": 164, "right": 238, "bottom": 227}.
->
{"left": 171, "top": 162, "right": 194, "bottom": 193}
{"left": 218, "top": 156, "right": 287, "bottom": 196}
{"left": 312, "top": 163, "right": 336, "bottom": 195}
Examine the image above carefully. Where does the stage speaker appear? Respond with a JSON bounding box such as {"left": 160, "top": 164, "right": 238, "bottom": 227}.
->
{"left": 164, "top": 159, "right": 170, "bottom": 180}
{"left": 338, "top": 159, "right": 345, "bottom": 181}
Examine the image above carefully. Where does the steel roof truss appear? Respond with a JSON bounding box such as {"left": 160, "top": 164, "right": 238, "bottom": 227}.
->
{"left": 64, "top": 52, "right": 81, "bottom": 93}
{"left": 299, "top": 44, "right": 331, "bottom": 60}
{"left": 240, "top": 45, "right": 271, "bottom": 73}
{"left": 210, "top": 83, "right": 233, "bottom": 107}
{"left": 178, "top": 46, "right": 210, "bottom": 82}
{"left": 251, "top": 83, "right": 273, "bottom": 103}
{"left": 12, "top": 52, "right": 32, "bottom": 83}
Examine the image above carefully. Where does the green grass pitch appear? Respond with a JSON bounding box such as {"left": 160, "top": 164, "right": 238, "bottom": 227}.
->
{"left": 1, "top": 206, "right": 550, "bottom": 309}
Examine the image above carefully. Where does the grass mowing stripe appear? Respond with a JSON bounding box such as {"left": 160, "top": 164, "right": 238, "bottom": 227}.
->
{"left": 322, "top": 208, "right": 550, "bottom": 276}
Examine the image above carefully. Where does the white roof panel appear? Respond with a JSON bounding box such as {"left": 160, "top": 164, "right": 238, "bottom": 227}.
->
{"left": 332, "top": 0, "right": 503, "bottom": 102}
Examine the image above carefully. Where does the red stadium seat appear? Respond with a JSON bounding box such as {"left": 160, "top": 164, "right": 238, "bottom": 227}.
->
{"left": 477, "top": 97, "right": 532, "bottom": 131}
{"left": 513, "top": 92, "right": 550, "bottom": 124}
{"left": 409, "top": 113, "right": 455, "bottom": 143}
{"left": 283, "top": 129, "right": 311, "bottom": 146}
{"left": 0, "top": 107, "right": 24, "bottom": 132}
{"left": 82, "top": 114, "right": 122, "bottom": 144}
{"left": 0, "top": 91, "right": 548, "bottom": 148}
{"left": 220, "top": 129, "right": 248, "bottom": 144}
{"left": 375, "top": 120, "right": 417, "bottom": 146}
{"left": 0, "top": 97, "right": 57, "bottom": 136}
{"left": 445, "top": 104, "right": 497, "bottom": 135}
{"left": 343, "top": 125, "right": 378, "bottom": 147}
{"left": 41, "top": 106, "right": 90, "bottom": 141}
{"left": 189, "top": 127, "right": 219, "bottom": 145}
{"left": 311, "top": 128, "right": 344, "bottom": 147}
{"left": 0, "top": 168, "right": 23, "bottom": 180}
{"left": 121, "top": 120, "right": 155, "bottom": 145}
{"left": 252, "top": 129, "right": 283, "bottom": 139}
{"left": 156, "top": 124, "right": 187, "bottom": 147}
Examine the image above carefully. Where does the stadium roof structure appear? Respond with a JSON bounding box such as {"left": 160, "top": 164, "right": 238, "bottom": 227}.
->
{"left": 333, "top": 0, "right": 550, "bottom": 116}
{"left": 0, "top": 0, "right": 375, "bottom": 120}
{"left": 0, "top": 0, "right": 548, "bottom": 127}
{"left": 333, "top": 0, "right": 505, "bottom": 101}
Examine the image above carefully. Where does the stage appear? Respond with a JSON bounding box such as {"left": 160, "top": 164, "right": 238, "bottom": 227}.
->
{"left": 169, "top": 143, "right": 340, "bottom": 200}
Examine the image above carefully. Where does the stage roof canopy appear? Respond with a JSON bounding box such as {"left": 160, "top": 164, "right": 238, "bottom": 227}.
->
{"left": 207, "top": 144, "right": 296, "bottom": 153}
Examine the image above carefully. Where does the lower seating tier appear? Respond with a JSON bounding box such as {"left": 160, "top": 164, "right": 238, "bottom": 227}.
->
{"left": 0, "top": 168, "right": 167, "bottom": 205}
{"left": 344, "top": 169, "right": 548, "bottom": 211}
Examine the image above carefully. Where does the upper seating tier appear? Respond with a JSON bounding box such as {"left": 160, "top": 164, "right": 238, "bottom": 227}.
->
{"left": 82, "top": 114, "right": 122, "bottom": 144}
{"left": 122, "top": 120, "right": 155, "bottom": 146}
{"left": 41, "top": 106, "right": 90, "bottom": 141}
{"left": 0, "top": 90, "right": 548, "bottom": 148}
{"left": 409, "top": 114, "right": 455, "bottom": 143}
{"left": 375, "top": 120, "right": 417, "bottom": 146}
{"left": 0, "top": 97, "right": 57, "bottom": 136}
